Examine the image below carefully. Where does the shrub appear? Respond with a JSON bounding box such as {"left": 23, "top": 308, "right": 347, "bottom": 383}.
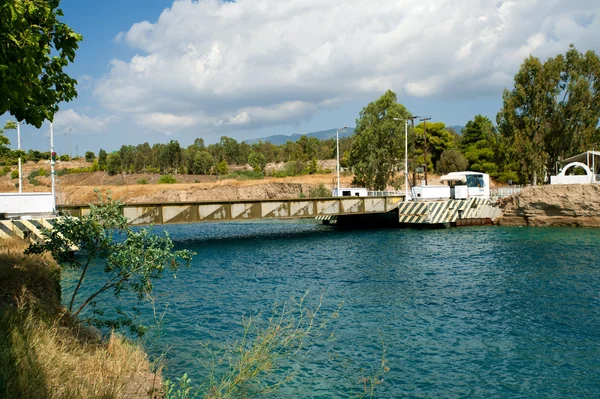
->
{"left": 1, "top": 166, "right": 11, "bottom": 176}
{"left": 38, "top": 168, "right": 47, "bottom": 177}
{"left": 29, "top": 178, "right": 41, "bottom": 186}
{"left": 91, "top": 160, "right": 99, "bottom": 172}
{"left": 222, "top": 170, "right": 264, "bottom": 181}
{"left": 309, "top": 184, "right": 332, "bottom": 198}
{"left": 25, "top": 192, "right": 194, "bottom": 336}
{"left": 59, "top": 154, "right": 70, "bottom": 162}
{"left": 158, "top": 174, "right": 177, "bottom": 184}
{"left": 137, "top": 178, "right": 148, "bottom": 185}
{"left": 56, "top": 169, "right": 70, "bottom": 177}
{"left": 10, "top": 170, "right": 18, "bottom": 179}
{"left": 216, "top": 160, "right": 228, "bottom": 176}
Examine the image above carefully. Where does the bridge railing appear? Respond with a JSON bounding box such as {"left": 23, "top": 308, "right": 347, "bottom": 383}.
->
{"left": 490, "top": 186, "right": 523, "bottom": 199}
{"left": 57, "top": 196, "right": 405, "bottom": 226}
{"left": 367, "top": 190, "right": 404, "bottom": 197}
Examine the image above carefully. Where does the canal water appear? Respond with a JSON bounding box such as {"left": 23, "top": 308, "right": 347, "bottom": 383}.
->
{"left": 62, "top": 222, "right": 600, "bottom": 398}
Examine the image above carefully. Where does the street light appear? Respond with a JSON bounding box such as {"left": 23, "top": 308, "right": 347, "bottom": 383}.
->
{"left": 336, "top": 126, "right": 348, "bottom": 196}
{"left": 392, "top": 118, "right": 412, "bottom": 201}
{"left": 17, "top": 122, "right": 22, "bottom": 193}
{"left": 50, "top": 122, "right": 56, "bottom": 214}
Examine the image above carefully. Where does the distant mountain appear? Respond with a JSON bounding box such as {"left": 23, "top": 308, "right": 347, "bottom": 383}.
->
{"left": 448, "top": 125, "right": 465, "bottom": 134}
{"left": 244, "top": 128, "right": 355, "bottom": 145}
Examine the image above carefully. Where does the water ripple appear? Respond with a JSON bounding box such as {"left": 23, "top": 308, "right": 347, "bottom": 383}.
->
{"left": 63, "top": 223, "right": 600, "bottom": 398}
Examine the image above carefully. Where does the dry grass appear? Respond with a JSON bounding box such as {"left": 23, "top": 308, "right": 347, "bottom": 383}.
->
{"left": 0, "top": 238, "right": 160, "bottom": 399}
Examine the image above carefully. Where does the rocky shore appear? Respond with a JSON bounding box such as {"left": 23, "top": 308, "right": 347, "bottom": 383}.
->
{"left": 496, "top": 184, "right": 600, "bottom": 227}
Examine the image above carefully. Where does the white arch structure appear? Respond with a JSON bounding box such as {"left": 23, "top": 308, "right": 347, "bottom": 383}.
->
{"left": 550, "top": 162, "right": 594, "bottom": 185}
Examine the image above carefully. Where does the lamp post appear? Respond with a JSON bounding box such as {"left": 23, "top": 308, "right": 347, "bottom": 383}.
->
{"left": 392, "top": 118, "right": 409, "bottom": 200}
{"left": 50, "top": 122, "right": 56, "bottom": 214}
{"left": 17, "top": 122, "right": 22, "bottom": 193}
{"left": 336, "top": 126, "right": 348, "bottom": 196}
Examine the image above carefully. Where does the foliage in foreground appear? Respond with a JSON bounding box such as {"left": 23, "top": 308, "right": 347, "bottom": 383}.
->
{"left": 0, "top": 0, "right": 82, "bottom": 127}
{"left": 0, "top": 238, "right": 157, "bottom": 399}
{"left": 26, "top": 191, "right": 194, "bottom": 336}
{"left": 163, "top": 295, "right": 388, "bottom": 399}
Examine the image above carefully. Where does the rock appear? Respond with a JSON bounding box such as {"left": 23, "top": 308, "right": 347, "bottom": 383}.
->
{"left": 496, "top": 185, "right": 600, "bottom": 227}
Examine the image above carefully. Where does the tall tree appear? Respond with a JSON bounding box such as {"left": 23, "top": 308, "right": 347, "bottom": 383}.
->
{"left": 0, "top": 0, "right": 82, "bottom": 127}
{"left": 349, "top": 90, "right": 412, "bottom": 190}
{"left": 461, "top": 115, "right": 499, "bottom": 177}
{"left": 497, "top": 46, "right": 600, "bottom": 184}
{"left": 413, "top": 122, "right": 455, "bottom": 173}
{"left": 98, "top": 149, "right": 108, "bottom": 171}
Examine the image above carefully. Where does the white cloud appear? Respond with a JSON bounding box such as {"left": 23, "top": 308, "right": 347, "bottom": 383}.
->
{"left": 53, "top": 109, "right": 117, "bottom": 134}
{"left": 95, "top": 0, "right": 600, "bottom": 132}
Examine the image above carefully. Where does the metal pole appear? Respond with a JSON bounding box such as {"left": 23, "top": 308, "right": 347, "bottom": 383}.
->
{"left": 50, "top": 122, "right": 56, "bottom": 214}
{"left": 17, "top": 122, "right": 22, "bottom": 193}
{"left": 336, "top": 128, "right": 340, "bottom": 195}
{"left": 423, "top": 119, "right": 428, "bottom": 185}
{"left": 404, "top": 120, "right": 409, "bottom": 201}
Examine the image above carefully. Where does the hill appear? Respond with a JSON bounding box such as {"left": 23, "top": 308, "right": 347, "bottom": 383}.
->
{"left": 244, "top": 127, "right": 355, "bottom": 145}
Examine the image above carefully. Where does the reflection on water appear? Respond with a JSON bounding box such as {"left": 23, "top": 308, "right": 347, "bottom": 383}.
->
{"left": 62, "top": 222, "right": 600, "bottom": 398}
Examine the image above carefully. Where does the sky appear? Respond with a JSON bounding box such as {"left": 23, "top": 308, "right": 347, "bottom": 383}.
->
{"left": 2, "top": 0, "right": 600, "bottom": 155}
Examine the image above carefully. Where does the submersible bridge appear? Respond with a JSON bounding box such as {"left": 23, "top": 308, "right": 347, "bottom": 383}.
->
{"left": 1, "top": 193, "right": 501, "bottom": 243}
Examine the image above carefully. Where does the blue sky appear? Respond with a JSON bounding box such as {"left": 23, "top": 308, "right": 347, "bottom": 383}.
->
{"left": 2, "top": 0, "right": 599, "bottom": 155}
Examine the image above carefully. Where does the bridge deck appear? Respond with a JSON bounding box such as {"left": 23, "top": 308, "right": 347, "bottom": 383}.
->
{"left": 58, "top": 196, "right": 404, "bottom": 225}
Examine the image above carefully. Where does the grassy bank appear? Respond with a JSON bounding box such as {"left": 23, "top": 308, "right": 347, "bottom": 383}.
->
{"left": 0, "top": 239, "right": 158, "bottom": 399}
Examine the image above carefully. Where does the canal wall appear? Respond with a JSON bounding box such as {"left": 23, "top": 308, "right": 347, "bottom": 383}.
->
{"left": 496, "top": 184, "right": 600, "bottom": 227}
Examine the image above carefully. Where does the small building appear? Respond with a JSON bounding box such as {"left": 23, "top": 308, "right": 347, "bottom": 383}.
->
{"left": 438, "top": 171, "right": 490, "bottom": 199}
{"left": 550, "top": 151, "right": 600, "bottom": 185}
{"left": 331, "top": 187, "right": 369, "bottom": 197}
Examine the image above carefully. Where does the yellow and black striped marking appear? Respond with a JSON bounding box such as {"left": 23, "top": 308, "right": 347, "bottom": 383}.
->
{"left": 397, "top": 198, "right": 494, "bottom": 224}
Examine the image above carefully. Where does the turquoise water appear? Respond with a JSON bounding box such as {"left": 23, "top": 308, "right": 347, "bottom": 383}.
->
{"left": 62, "top": 223, "right": 600, "bottom": 398}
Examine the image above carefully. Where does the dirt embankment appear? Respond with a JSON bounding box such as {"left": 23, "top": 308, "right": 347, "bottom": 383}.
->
{"left": 58, "top": 174, "right": 352, "bottom": 205}
{"left": 497, "top": 184, "right": 600, "bottom": 227}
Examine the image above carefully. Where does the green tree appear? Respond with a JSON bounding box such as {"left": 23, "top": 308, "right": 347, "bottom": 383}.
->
{"left": 0, "top": 0, "right": 82, "bottom": 127}
{"left": 191, "top": 151, "right": 214, "bottom": 175}
{"left": 349, "top": 90, "right": 412, "bottom": 190}
{"left": 84, "top": 151, "right": 95, "bottom": 162}
{"left": 497, "top": 46, "right": 600, "bottom": 184}
{"left": 436, "top": 149, "right": 468, "bottom": 174}
{"left": 248, "top": 151, "right": 267, "bottom": 172}
{"left": 98, "top": 149, "right": 108, "bottom": 171}
{"left": 413, "top": 122, "right": 455, "bottom": 172}
{"left": 0, "top": 122, "right": 16, "bottom": 159}
{"left": 106, "top": 153, "right": 121, "bottom": 176}
{"left": 461, "top": 115, "right": 499, "bottom": 176}
{"left": 216, "top": 160, "right": 228, "bottom": 175}
{"left": 25, "top": 193, "right": 194, "bottom": 336}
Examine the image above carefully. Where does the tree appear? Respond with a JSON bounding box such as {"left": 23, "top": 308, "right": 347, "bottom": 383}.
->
{"left": 349, "top": 90, "right": 412, "bottom": 190}
{"left": 461, "top": 115, "right": 499, "bottom": 177}
{"left": 497, "top": 46, "right": 600, "bottom": 184}
{"left": 0, "top": 0, "right": 82, "bottom": 127}
{"left": 192, "top": 151, "right": 214, "bottom": 175}
{"left": 248, "top": 151, "right": 266, "bottom": 172}
{"left": 413, "top": 122, "right": 455, "bottom": 172}
{"left": 0, "top": 122, "right": 16, "bottom": 158}
{"left": 84, "top": 151, "right": 95, "bottom": 162}
{"left": 436, "top": 150, "right": 468, "bottom": 174}
{"left": 25, "top": 193, "right": 194, "bottom": 336}
{"left": 216, "top": 160, "right": 228, "bottom": 175}
{"left": 106, "top": 153, "right": 121, "bottom": 176}
{"left": 98, "top": 149, "right": 108, "bottom": 171}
